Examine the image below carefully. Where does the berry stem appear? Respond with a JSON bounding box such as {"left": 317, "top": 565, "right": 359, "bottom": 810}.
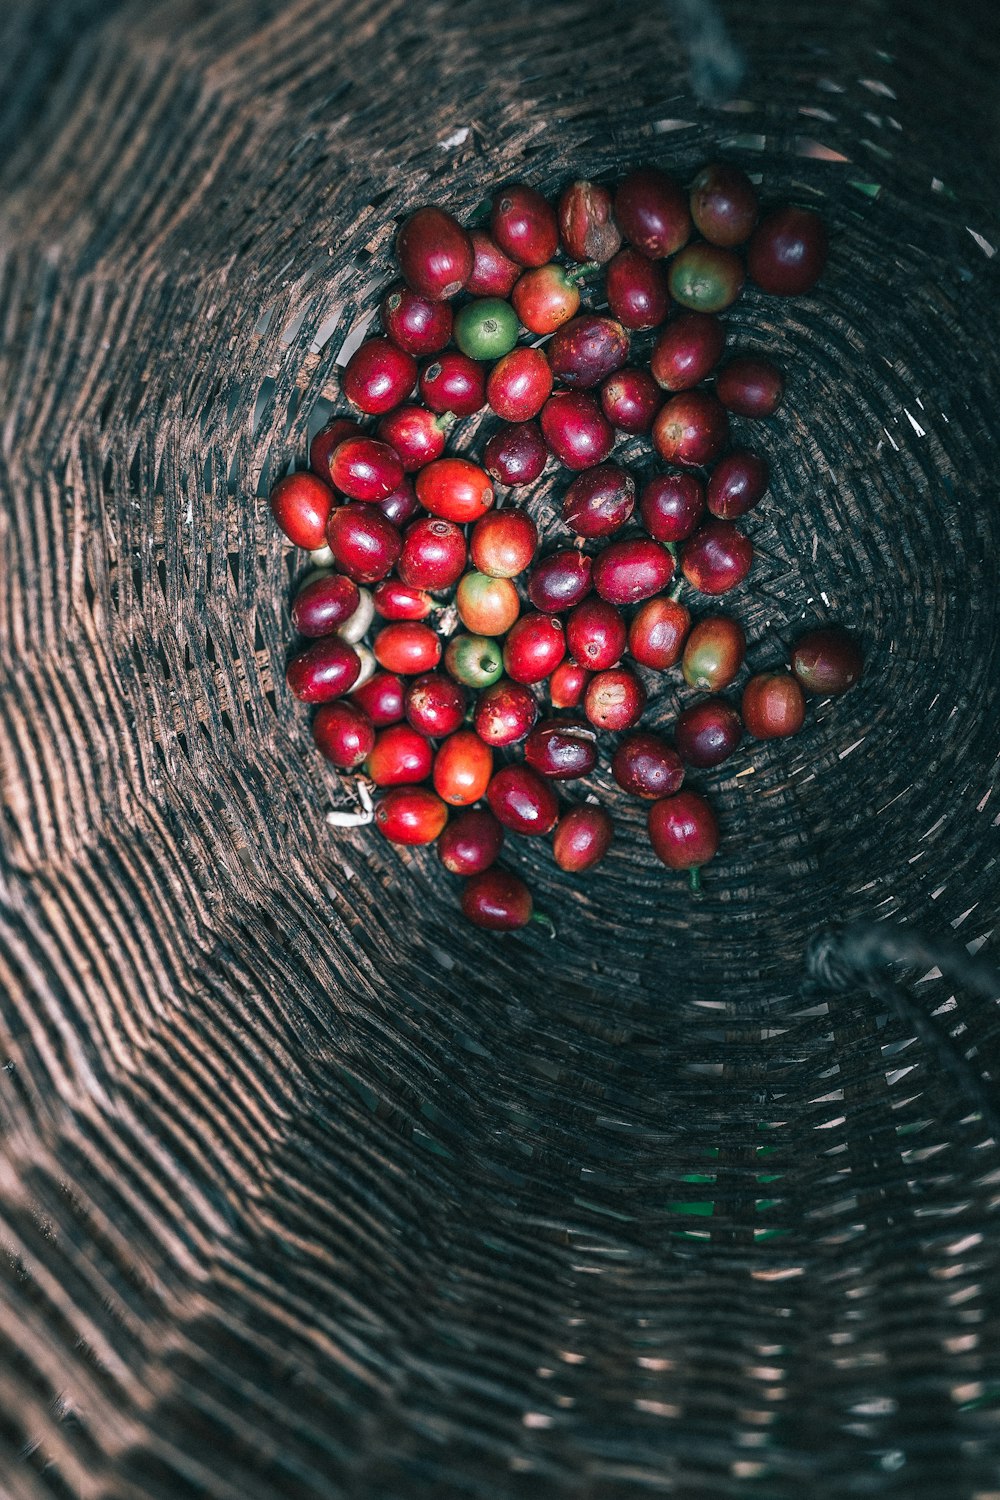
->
{"left": 688, "top": 866, "right": 702, "bottom": 895}
{"left": 566, "top": 260, "right": 601, "bottom": 285}
{"left": 531, "top": 911, "right": 558, "bottom": 939}
{"left": 669, "top": 579, "right": 686, "bottom": 602}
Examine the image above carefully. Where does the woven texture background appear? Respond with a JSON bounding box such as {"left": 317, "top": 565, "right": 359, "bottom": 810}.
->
{"left": 2, "top": 0, "right": 1000, "bottom": 1495}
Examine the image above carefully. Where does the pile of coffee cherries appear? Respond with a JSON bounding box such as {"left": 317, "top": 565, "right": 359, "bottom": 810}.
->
{"left": 269, "top": 163, "right": 862, "bottom": 930}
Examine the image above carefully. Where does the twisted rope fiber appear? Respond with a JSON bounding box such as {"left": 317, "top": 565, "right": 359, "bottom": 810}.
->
{"left": 1, "top": 0, "right": 1000, "bottom": 1496}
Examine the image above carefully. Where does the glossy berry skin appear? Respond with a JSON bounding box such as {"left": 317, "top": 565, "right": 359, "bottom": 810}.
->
{"left": 612, "top": 733, "right": 684, "bottom": 799}
{"left": 512, "top": 263, "right": 582, "bottom": 335}
{"left": 667, "top": 243, "right": 744, "bottom": 313}
{"left": 419, "top": 352, "right": 487, "bottom": 417}
{"left": 682, "top": 615, "right": 746, "bottom": 691}
{"left": 690, "top": 163, "right": 759, "bottom": 247}
{"left": 374, "top": 622, "right": 442, "bottom": 676}
{"left": 416, "top": 458, "right": 494, "bottom": 524}
{"left": 404, "top": 673, "right": 466, "bottom": 738}
{"left": 375, "top": 785, "right": 449, "bottom": 844}
{"left": 473, "top": 679, "right": 538, "bottom": 747}
{"left": 541, "top": 392, "right": 615, "bottom": 470}
{"left": 309, "top": 418, "right": 362, "bottom": 484}
{"left": 350, "top": 671, "right": 405, "bottom": 726}
{"left": 398, "top": 517, "right": 466, "bottom": 591}
{"left": 640, "top": 472, "right": 705, "bottom": 542}
{"left": 312, "top": 700, "right": 375, "bottom": 770}
{"left": 528, "top": 549, "right": 593, "bottom": 613}
{"left": 547, "top": 314, "right": 630, "bottom": 390}
{"left": 605, "top": 248, "right": 670, "bottom": 330}
{"left": 433, "top": 729, "right": 494, "bottom": 806}
{"left": 553, "top": 804, "right": 614, "bottom": 872}
{"left": 559, "top": 179, "right": 622, "bottom": 263}
{"left": 445, "top": 634, "right": 505, "bottom": 689}
{"left": 466, "top": 230, "right": 521, "bottom": 297}
{"left": 454, "top": 298, "right": 520, "bottom": 361}
{"left": 376, "top": 407, "right": 449, "bottom": 473}
{"left": 525, "top": 719, "right": 598, "bottom": 780}
{"left": 486, "top": 764, "right": 559, "bottom": 835}
{"left": 747, "top": 205, "right": 828, "bottom": 296}
{"left": 470, "top": 508, "right": 538, "bottom": 577}
{"left": 562, "top": 464, "right": 635, "bottom": 538}
{"left": 549, "top": 661, "right": 590, "bottom": 709}
{"left": 681, "top": 521, "right": 753, "bottom": 595}
{"left": 286, "top": 637, "right": 361, "bottom": 703}
{"left": 615, "top": 167, "right": 691, "bottom": 258}
{"left": 366, "top": 724, "right": 434, "bottom": 786}
{"left": 566, "top": 598, "right": 627, "bottom": 671}
{"left": 584, "top": 667, "right": 646, "bottom": 732}
{"left": 376, "top": 478, "right": 420, "bottom": 528}
{"left": 373, "top": 580, "right": 433, "bottom": 621}
{"left": 326, "top": 504, "right": 402, "bottom": 584}
{"left": 342, "top": 338, "right": 417, "bottom": 415}
{"left": 674, "top": 697, "right": 743, "bottom": 768}
{"left": 629, "top": 596, "right": 691, "bottom": 669}
{"left": 790, "top": 626, "right": 863, "bottom": 696}
{"left": 380, "top": 283, "right": 453, "bottom": 356}
{"left": 483, "top": 423, "right": 548, "bottom": 487}
{"left": 592, "top": 538, "right": 674, "bottom": 604}
{"left": 491, "top": 183, "right": 559, "bottom": 267}
{"left": 461, "top": 867, "right": 536, "bottom": 930}
{"left": 716, "top": 356, "right": 785, "bottom": 417}
{"left": 456, "top": 571, "right": 521, "bottom": 636}
{"left": 651, "top": 312, "right": 726, "bottom": 392}
{"left": 600, "top": 368, "right": 661, "bottom": 434}
{"left": 437, "top": 808, "right": 505, "bottom": 875}
{"left": 329, "top": 436, "right": 405, "bottom": 500}
{"left": 502, "top": 613, "right": 565, "bottom": 684}
{"left": 647, "top": 791, "right": 719, "bottom": 874}
{"left": 706, "top": 449, "right": 770, "bottom": 519}
{"left": 487, "top": 347, "right": 553, "bottom": 422}
{"left": 653, "top": 391, "right": 729, "bottom": 468}
{"left": 291, "top": 573, "right": 360, "bottom": 637}
{"left": 742, "top": 672, "right": 806, "bottom": 738}
{"left": 396, "top": 206, "right": 474, "bottom": 301}
{"left": 270, "top": 472, "right": 335, "bottom": 550}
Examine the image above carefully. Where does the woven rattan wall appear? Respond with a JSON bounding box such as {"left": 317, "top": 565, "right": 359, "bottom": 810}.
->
{"left": 2, "top": 0, "right": 1000, "bottom": 1495}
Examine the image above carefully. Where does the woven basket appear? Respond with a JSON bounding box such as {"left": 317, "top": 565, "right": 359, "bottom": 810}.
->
{"left": 2, "top": 0, "right": 1000, "bottom": 1495}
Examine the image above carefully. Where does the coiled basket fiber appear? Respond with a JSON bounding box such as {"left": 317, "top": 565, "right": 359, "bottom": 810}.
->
{"left": 1, "top": 0, "right": 1000, "bottom": 1496}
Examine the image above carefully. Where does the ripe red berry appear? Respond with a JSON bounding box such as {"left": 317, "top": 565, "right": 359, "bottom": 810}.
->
{"left": 605, "top": 248, "right": 670, "bottom": 330}
{"left": 270, "top": 472, "right": 335, "bottom": 550}
{"left": 373, "top": 622, "right": 442, "bottom": 676}
{"left": 350, "top": 671, "right": 405, "bottom": 726}
{"left": 682, "top": 615, "right": 746, "bottom": 691}
{"left": 491, "top": 183, "right": 559, "bottom": 267}
{"left": 375, "top": 785, "right": 449, "bottom": 844}
{"left": 309, "top": 417, "right": 362, "bottom": 484}
{"left": 674, "top": 697, "right": 743, "bottom": 768}
{"left": 715, "top": 356, "right": 785, "bottom": 417}
{"left": 396, "top": 206, "right": 474, "bottom": 301}
{"left": 667, "top": 243, "right": 744, "bottom": 314}
{"left": 615, "top": 167, "right": 691, "bottom": 258}
{"left": 419, "top": 351, "right": 487, "bottom": 417}
{"left": 397, "top": 517, "right": 466, "bottom": 590}
{"left": 291, "top": 573, "right": 360, "bottom": 637}
{"left": 312, "top": 700, "right": 375, "bottom": 770}
{"left": 706, "top": 449, "right": 770, "bottom": 519}
{"left": 380, "top": 283, "right": 453, "bottom": 356}
{"left": 486, "top": 764, "right": 559, "bottom": 835}
{"left": 640, "top": 472, "right": 705, "bottom": 542}
{"left": 367, "top": 724, "right": 434, "bottom": 786}
{"left": 483, "top": 422, "right": 548, "bottom": 487}
{"left": 647, "top": 790, "right": 719, "bottom": 885}
{"left": 689, "top": 162, "right": 759, "bottom": 247}
{"left": 416, "top": 458, "right": 494, "bottom": 524}
{"left": 502, "top": 612, "right": 566, "bottom": 684}
{"left": 342, "top": 338, "right": 417, "bottom": 415}
{"left": 789, "top": 626, "right": 863, "bottom": 696}
{"left": 592, "top": 538, "right": 674, "bottom": 604}
{"left": 286, "top": 637, "right": 361, "bottom": 703}
{"left": 466, "top": 229, "right": 521, "bottom": 297}
{"left": 600, "top": 368, "right": 662, "bottom": 434}
{"left": 650, "top": 312, "right": 726, "bottom": 392}
{"left": 549, "top": 661, "right": 590, "bottom": 709}
{"left": 455, "top": 571, "right": 521, "bottom": 636}
{"left": 566, "top": 597, "right": 627, "bottom": 671}
{"left": 553, "top": 803, "right": 614, "bottom": 872}
{"left": 461, "top": 867, "right": 538, "bottom": 930}
{"left": 328, "top": 437, "right": 404, "bottom": 500}
{"left": 628, "top": 596, "right": 691, "bottom": 669}
{"left": 487, "top": 346, "right": 553, "bottom": 422}
{"left": 562, "top": 463, "right": 635, "bottom": 539}
{"left": 473, "top": 679, "right": 538, "bottom": 746}
{"left": 404, "top": 673, "right": 466, "bottom": 737}
{"left": 376, "top": 477, "right": 420, "bottom": 527}
{"left": 540, "top": 392, "right": 615, "bottom": 470}
{"left": 558, "top": 179, "right": 622, "bottom": 263}
{"left": 612, "top": 733, "right": 684, "bottom": 799}
{"left": 527, "top": 549, "right": 593, "bottom": 614}
{"left": 584, "top": 667, "right": 646, "bottom": 731}
{"left": 525, "top": 719, "right": 598, "bottom": 780}
{"left": 433, "top": 728, "right": 494, "bottom": 806}
{"left": 470, "top": 508, "right": 538, "bottom": 577}
{"left": 373, "top": 579, "right": 433, "bottom": 620}
{"left": 376, "top": 406, "right": 450, "bottom": 472}
{"left": 326, "top": 503, "right": 402, "bottom": 583}
{"left": 742, "top": 672, "right": 806, "bottom": 738}
{"left": 437, "top": 808, "right": 504, "bottom": 875}
{"left": 680, "top": 521, "right": 753, "bottom": 595}
{"left": 512, "top": 263, "right": 582, "bottom": 335}
{"left": 747, "top": 205, "right": 828, "bottom": 296}
{"left": 652, "top": 391, "right": 729, "bottom": 467}
{"left": 547, "top": 314, "right": 630, "bottom": 390}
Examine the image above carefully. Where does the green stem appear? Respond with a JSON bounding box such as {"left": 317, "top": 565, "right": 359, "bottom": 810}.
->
{"left": 566, "top": 260, "right": 601, "bottom": 285}
{"left": 531, "top": 911, "right": 558, "bottom": 939}
{"left": 688, "top": 866, "right": 703, "bottom": 896}
{"left": 669, "top": 578, "right": 686, "bottom": 602}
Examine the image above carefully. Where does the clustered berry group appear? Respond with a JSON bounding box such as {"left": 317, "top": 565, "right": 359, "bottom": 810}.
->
{"left": 269, "top": 162, "right": 863, "bottom": 931}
